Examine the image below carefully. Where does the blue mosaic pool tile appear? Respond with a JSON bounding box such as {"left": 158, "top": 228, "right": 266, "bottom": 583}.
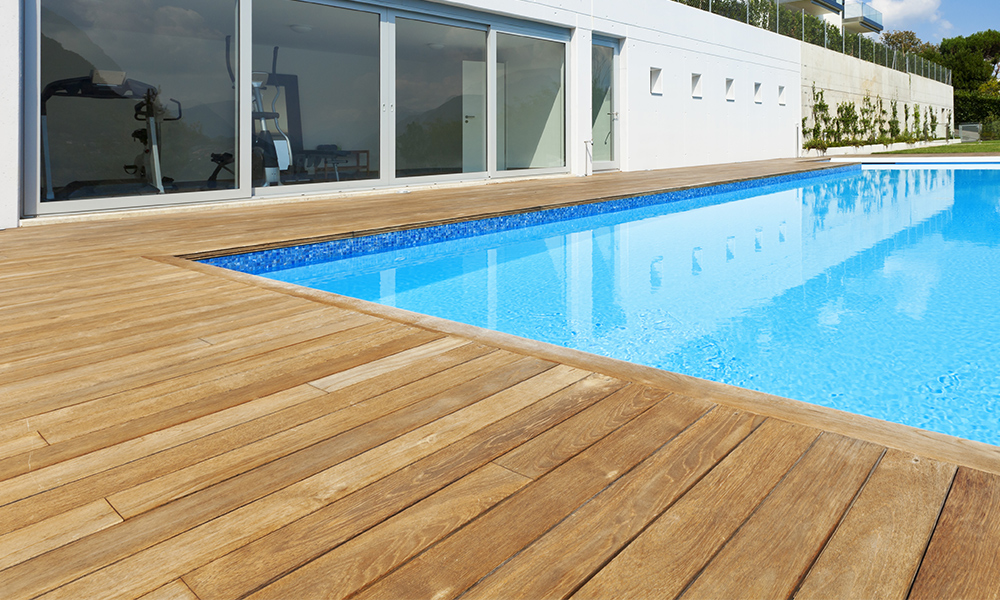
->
{"left": 203, "top": 165, "right": 860, "bottom": 274}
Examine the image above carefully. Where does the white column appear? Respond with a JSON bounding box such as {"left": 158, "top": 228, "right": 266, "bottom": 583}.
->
{"left": 0, "top": 0, "right": 21, "bottom": 228}
{"left": 568, "top": 26, "right": 592, "bottom": 177}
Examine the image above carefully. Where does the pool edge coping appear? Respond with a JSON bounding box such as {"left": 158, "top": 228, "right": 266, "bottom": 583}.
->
{"left": 151, "top": 253, "right": 1000, "bottom": 476}
{"left": 181, "top": 160, "right": 850, "bottom": 264}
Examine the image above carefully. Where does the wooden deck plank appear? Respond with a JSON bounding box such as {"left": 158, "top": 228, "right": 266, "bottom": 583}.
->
{"left": 0, "top": 360, "right": 568, "bottom": 596}
{"left": 136, "top": 580, "right": 200, "bottom": 600}
{"left": 0, "top": 295, "right": 315, "bottom": 375}
{"left": 0, "top": 323, "right": 438, "bottom": 481}
{"left": 909, "top": 467, "right": 1000, "bottom": 600}
{"left": 464, "top": 406, "right": 763, "bottom": 600}
{"left": 33, "top": 314, "right": 391, "bottom": 443}
{"left": 0, "top": 266, "right": 240, "bottom": 316}
{"left": 105, "top": 346, "right": 515, "bottom": 519}
{"left": 795, "top": 449, "right": 956, "bottom": 600}
{"left": 572, "top": 419, "right": 820, "bottom": 599}
{"left": 308, "top": 335, "right": 471, "bottom": 393}
{"left": 0, "top": 341, "right": 489, "bottom": 534}
{"left": 0, "top": 430, "right": 47, "bottom": 460}
{"left": 183, "top": 374, "right": 627, "bottom": 600}
{"left": 678, "top": 433, "right": 884, "bottom": 599}
{"left": 0, "top": 500, "right": 122, "bottom": 571}
{"left": 494, "top": 383, "right": 669, "bottom": 479}
{"left": 0, "top": 279, "right": 285, "bottom": 342}
{"left": 0, "top": 261, "right": 193, "bottom": 301}
{"left": 17, "top": 366, "right": 589, "bottom": 600}
{"left": 0, "top": 385, "right": 324, "bottom": 535}
{"left": 0, "top": 309, "right": 386, "bottom": 429}
{"left": 245, "top": 463, "right": 531, "bottom": 600}
{"left": 0, "top": 344, "right": 506, "bottom": 526}
{"left": 0, "top": 302, "right": 331, "bottom": 387}
{"left": 2, "top": 158, "right": 997, "bottom": 600}
{"left": 351, "top": 393, "right": 715, "bottom": 600}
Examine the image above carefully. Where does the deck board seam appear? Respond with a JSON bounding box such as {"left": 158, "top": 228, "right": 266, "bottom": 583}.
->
{"left": 672, "top": 425, "right": 824, "bottom": 600}
{"left": 789, "top": 447, "right": 889, "bottom": 599}
{"left": 903, "top": 466, "right": 961, "bottom": 600}
{"left": 458, "top": 401, "right": 721, "bottom": 600}
{"left": 562, "top": 409, "right": 770, "bottom": 600}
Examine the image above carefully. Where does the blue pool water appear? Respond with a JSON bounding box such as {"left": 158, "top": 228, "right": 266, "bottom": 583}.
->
{"left": 208, "top": 166, "right": 1000, "bottom": 445}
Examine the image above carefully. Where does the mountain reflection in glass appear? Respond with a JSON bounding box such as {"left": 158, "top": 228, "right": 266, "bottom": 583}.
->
{"left": 395, "top": 19, "right": 486, "bottom": 177}
{"left": 40, "top": 0, "right": 238, "bottom": 201}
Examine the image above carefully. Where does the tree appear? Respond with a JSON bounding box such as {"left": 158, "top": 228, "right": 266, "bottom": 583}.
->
{"left": 880, "top": 30, "right": 938, "bottom": 55}
{"left": 979, "top": 78, "right": 1000, "bottom": 98}
{"left": 938, "top": 35, "right": 994, "bottom": 92}
{"left": 969, "top": 29, "right": 1000, "bottom": 77}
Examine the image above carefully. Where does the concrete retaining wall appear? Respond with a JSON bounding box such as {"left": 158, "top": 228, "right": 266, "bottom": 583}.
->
{"left": 801, "top": 43, "right": 954, "bottom": 141}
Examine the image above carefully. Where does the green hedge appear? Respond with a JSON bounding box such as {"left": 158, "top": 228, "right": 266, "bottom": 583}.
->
{"left": 954, "top": 90, "right": 1000, "bottom": 123}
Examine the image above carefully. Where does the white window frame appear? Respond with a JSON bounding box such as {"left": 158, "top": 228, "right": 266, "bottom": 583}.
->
{"left": 22, "top": 0, "right": 574, "bottom": 217}
{"left": 22, "top": 0, "right": 250, "bottom": 217}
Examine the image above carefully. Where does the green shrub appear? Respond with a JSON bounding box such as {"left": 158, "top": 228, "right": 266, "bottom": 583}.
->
{"left": 954, "top": 90, "right": 1000, "bottom": 124}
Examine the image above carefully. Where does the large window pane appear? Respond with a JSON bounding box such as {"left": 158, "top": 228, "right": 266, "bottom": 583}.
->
{"left": 592, "top": 44, "right": 614, "bottom": 163}
{"left": 497, "top": 33, "right": 565, "bottom": 170}
{"left": 252, "top": 1, "right": 379, "bottom": 187}
{"left": 40, "top": 0, "right": 238, "bottom": 201}
{"left": 395, "top": 18, "right": 486, "bottom": 178}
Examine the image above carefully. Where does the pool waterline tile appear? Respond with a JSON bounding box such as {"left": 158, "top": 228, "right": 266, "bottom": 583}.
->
{"left": 203, "top": 165, "right": 859, "bottom": 274}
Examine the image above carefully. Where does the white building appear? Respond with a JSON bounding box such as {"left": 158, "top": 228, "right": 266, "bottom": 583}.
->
{"left": 0, "top": 0, "right": 951, "bottom": 229}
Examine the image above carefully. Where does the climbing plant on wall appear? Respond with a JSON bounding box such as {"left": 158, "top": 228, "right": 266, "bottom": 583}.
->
{"left": 802, "top": 85, "right": 946, "bottom": 150}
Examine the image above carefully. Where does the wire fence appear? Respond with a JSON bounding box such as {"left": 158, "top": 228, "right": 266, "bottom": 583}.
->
{"left": 671, "top": 0, "right": 952, "bottom": 85}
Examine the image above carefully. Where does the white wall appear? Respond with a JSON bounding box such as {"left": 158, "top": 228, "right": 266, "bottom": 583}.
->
{"left": 450, "top": 0, "right": 803, "bottom": 172}
{"left": 4, "top": 0, "right": 955, "bottom": 222}
{"left": 801, "top": 43, "right": 954, "bottom": 138}
{"left": 615, "top": 1, "right": 802, "bottom": 169}
{"left": 0, "top": 0, "right": 20, "bottom": 229}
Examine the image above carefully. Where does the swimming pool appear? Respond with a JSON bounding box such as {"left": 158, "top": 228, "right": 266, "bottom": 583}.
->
{"left": 206, "top": 165, "right": 1000, "bottom": 446}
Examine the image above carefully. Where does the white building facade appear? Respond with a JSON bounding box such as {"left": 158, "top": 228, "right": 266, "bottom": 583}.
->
{"left": 0, "top": 0, "right": 949, "bottom": 229}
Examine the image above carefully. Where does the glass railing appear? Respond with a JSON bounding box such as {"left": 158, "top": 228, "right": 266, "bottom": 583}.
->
{"left": 844, "top": 1, "right": 883, "bottom": 29}
{"left": 670, "top": 0, "right": 950, "bottom": 85}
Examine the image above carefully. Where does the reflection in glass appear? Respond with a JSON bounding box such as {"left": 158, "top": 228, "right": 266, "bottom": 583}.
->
{"left": 592, "top": 44, "right": 614, "bottom": 163}
{"left": 252, "top": 1, "right": 379, "bottom": 187}
{"left": 395, "top": 19, "right": 486, "bottom": 177}
{"left": 40, "top": 0, "right": 238, "bottom": 201}
{"left": 497, "top": 33, "right": 565, "bottom": 170}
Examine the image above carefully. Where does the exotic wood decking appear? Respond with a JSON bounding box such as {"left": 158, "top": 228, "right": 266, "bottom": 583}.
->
{"left": 2, "top": 159, "right": 999, "bottom": 600}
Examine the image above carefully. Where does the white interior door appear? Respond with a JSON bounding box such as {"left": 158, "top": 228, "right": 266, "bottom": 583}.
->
{"left": 462, "top": 60, "right": 486, "bottom": 173}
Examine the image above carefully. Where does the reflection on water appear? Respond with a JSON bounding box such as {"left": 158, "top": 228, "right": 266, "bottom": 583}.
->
{"left": 265, "top": 168, "right": 1000, "bottom": 445}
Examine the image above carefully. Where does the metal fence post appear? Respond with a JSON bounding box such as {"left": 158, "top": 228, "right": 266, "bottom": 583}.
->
{"left": 746, "top": 0, "right": 749, "bottom": 23}
{"left": 801, "top": 9, "right": 804, "bottom": 40}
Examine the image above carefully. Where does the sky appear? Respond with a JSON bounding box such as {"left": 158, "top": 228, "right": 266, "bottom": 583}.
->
{"left": 870, "top": 0, "right": 1000, "bottom": 43}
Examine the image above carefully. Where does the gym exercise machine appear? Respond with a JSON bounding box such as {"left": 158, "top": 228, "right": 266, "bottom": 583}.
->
{"left": 40, "top": 70, "right": 181, "bottom": 200}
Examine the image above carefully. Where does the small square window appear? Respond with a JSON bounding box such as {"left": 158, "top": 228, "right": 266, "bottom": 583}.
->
{"left": 691, "top": 73, "right": 703, "bottom": 99}
{"left": 650, "top": 67, "right": 663, "bottom": 95}
{"left": 754, "top": 82, "right": 762, "bottom": 104}
{"left": 778, "top": 85, "right": 787, "bottom": 106}
{"left": 725, "top": 78, "right": 735, "bottom": 102}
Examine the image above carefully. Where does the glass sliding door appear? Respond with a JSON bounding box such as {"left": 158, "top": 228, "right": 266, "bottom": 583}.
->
{"left": 592, "top": 41, "right": 617, "bottom": 170}
{"left": 39, "top": 0, "right": 238, "bottom": 202}
{"left": 496, "top": 33, "right": 565, "bottom": 171}
{"left": 252, "top": 1, "right": 380, "bottom": 188}
{"left": 394, "top": 18, "right": 486, "bottom": 178}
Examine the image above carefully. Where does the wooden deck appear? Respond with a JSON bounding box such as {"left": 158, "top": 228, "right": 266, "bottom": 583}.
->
{"left": 2, "top": 159, "right": 1000, "bottom": 600}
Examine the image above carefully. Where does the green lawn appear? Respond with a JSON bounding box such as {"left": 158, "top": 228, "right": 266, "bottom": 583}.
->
{"left": 876, "top": 140, "right": 1000, "bottom": 154}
